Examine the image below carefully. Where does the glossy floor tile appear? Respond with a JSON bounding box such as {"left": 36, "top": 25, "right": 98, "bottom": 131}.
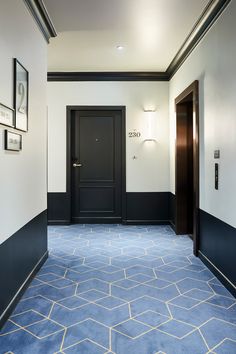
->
{"left": 0, "top": 224, "right": 235, "bottom": 354}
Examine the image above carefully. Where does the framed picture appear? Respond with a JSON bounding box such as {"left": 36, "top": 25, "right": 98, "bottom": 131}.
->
{"left": 0, "top": 103, "right": 14, "bottom": 128}
{"left": 14, "top": 59, "right": 29, "bottom": 132}
{"left": 5, "top": 130, "right": 22, "bottom": 151}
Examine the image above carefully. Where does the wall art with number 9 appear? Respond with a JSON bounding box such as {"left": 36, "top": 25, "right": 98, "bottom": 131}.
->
{"left": 14, "top": 58, "right": 29, "bottom": 132}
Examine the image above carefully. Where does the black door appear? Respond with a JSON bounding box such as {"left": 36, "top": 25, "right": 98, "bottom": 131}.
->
{"left": 71, "top": 109, "right": 123, "bottom": 223}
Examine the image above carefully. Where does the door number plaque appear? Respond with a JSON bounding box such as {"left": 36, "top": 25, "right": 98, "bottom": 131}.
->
{"left": 128, "top": 130, "right": 141, "bottom": 138}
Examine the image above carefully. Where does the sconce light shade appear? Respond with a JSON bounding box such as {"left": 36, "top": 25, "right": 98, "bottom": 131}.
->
{"left": 143, "top": 109, "right": 157, "bottom": 141}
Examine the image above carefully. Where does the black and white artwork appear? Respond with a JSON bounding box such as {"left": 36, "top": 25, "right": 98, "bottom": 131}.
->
{"left": 5, "top": 130, "right": 22, "bottom": 151}
{"left": 14, "top": 59, "right": 28, "bottom": 132}
{"left": 0, "top": 103, "right": 14, "bottom": 128}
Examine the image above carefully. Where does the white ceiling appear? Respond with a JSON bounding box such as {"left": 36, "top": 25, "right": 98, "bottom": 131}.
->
{"left": 45, "top": 0, "right": 209, "bottom": 72}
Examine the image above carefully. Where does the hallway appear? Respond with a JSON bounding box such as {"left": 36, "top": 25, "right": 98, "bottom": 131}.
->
{"left": 0, "top": 225, "right": 235, "bottom": 353}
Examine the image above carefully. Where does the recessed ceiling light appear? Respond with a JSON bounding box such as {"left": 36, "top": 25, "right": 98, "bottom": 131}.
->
{"left": 116, "top": 45, "right": 124, "bottom": 50}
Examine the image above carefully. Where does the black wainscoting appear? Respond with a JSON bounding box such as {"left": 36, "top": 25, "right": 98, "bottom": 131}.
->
{"left": 199, "top": 209, "right": 236, "bottom": 297}
{"left": 169, "top": 192, "right": 176, "bottom": 230}
{"left": 48, "top": 192, "right": 172, "bottom": 225}
{"left": 48, "top": 193, "right": 70, "bottom": 224}
{"left": 125, "top": 192, "right": 169, "bottom": 224}
{"left": 0, "top": 210, "right": 48, "bottom": 328}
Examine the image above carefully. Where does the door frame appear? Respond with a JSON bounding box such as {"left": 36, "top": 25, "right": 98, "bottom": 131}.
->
{"left": 66, "top": 105, "right": 126, "bottom": 223}
{"left": 175, "top": 81, "right": 199, "bottom": 255}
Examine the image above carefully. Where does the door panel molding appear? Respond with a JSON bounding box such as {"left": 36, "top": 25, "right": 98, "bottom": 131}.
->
{"left": 78, "top": 186, "right": 115, "bottom": 214}
{"left": 66, "top": 106, "right": 126, "bottom": 223}
{"left": 79, "top": 179, "right": 115, "bottom": 183}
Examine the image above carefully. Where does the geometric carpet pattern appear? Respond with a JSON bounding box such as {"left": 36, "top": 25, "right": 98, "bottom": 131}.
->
{"left": 0, "top": 224, "right": 236, "bottom": 354}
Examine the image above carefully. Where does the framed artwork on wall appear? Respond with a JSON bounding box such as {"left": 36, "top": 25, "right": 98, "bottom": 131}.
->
{"left": 5, "top": 130, "right": 22, "bottom": 151}
{"left": 14, "top": 59, "right": 29, "bottom": 132}
{"left": 0, "top": 103, "right": 14, "bottom": 128}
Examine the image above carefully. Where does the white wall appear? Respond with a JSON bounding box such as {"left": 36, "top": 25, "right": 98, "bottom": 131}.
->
{"left": 169, "top": 1, "right": 236, "bottom": 228}
{"left": 47, "top": 81, "right": 169, "bottom": 193}
{"left": 0, "top": 0, "right": 47, "bottom": 244}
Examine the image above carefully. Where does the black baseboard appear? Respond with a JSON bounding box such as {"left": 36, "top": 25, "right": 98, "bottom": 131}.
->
{"left": 72, "top": 217, "right": 122, "bottom": 224}
{"left": 48, "top": 220, "right": 70, "bottom": 225}
{"left": 199, "top": 251, "right": 236, "bottom": 298}
{"left": 199, "top": 209, "right": 236, "bottom": 297}
{"left": 169, "top": 221, "right": 176, "bottom": 232}
{"left": 124, "top": 220, "right": 170, "bottom": 225}
{"left": 0, "top": 210, "right": 48, "bottom": 329}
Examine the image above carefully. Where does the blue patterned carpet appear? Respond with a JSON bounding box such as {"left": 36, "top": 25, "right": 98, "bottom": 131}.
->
{"left": 0, "top": 224, "right": 236, "bottom": 354}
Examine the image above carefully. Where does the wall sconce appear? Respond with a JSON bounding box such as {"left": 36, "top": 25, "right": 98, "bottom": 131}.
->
{"left": 143, "top": 109, "right": 157, "bottom": 141}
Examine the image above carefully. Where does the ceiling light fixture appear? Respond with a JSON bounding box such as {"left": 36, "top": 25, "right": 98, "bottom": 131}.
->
{"left": 116, "top": 45, "right": 124, "bottom": 50}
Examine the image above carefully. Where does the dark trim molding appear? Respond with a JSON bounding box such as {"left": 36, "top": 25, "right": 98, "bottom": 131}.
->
{"left": 23, "top": 0, "right": 57, "bottom": 43}
{"left": 47, "top": 0, "right": 231, "bottom": 81}
{"left": 0, "top": 210, "right": 48, "bottom": 329}
{"left": 72, "top": 217, "right": 122, "bottom": 224}
{"left": 125, "top": 220, "right": 170, "bottom": 225}
{"left": 47, "top": 72, "right": 169, "bottom": 82}
{"left": 48, "top": 220, "right": 70, "bottom": 225}
{"left": 175, "top": 80, "right": 199, "bottom": 256}
{"left": 66, "top": 106, "right": 126, "bottom": 223}
{"left": 166, "top": 0, "right": 232, "bottom": 78}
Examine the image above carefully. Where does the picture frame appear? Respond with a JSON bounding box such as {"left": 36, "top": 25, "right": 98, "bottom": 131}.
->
{"left": 5, "top": 130, "right": 22, "bottom": 151}
{"left": 0, "top": 103, "right": 14, "bottom": 128}
{"left": 14, "top": 58, "right": 29, "bottom": 132}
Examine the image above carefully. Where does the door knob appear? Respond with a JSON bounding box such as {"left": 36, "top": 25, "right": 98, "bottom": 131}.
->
{"left": 73, "top": 163, "right": 82, "bottom": 167}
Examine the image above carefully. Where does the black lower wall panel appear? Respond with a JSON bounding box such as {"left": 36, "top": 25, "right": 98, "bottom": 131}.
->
{"left": 126, "top": 192, "right": 169, "bottom": 224}
{"left": 0, "top": 210, "right": 48, "bottom": 327}
{"left": 199, "top": 209, "right": 236, "bottom": 296}
{"left": 169, "top": 192, "right": 176, "bottom": 228}
{"left": 48, "top": 193, "right": 70, "bottom": 224}
{"left": 48, "top": 192, "right": 172, "bottom": 224}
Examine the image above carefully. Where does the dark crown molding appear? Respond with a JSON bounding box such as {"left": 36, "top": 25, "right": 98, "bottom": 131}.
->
{"left": 47, "top": 71, "right": 169, "bottom": 82}
{"left": 23, "top": 0, "right": 57, "bottom": 43}
{"left": 47, "top": 0, "right": 231, "bottom": 81}
{"left": 166, "top": 0, "right": 232, "bottom": 78}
